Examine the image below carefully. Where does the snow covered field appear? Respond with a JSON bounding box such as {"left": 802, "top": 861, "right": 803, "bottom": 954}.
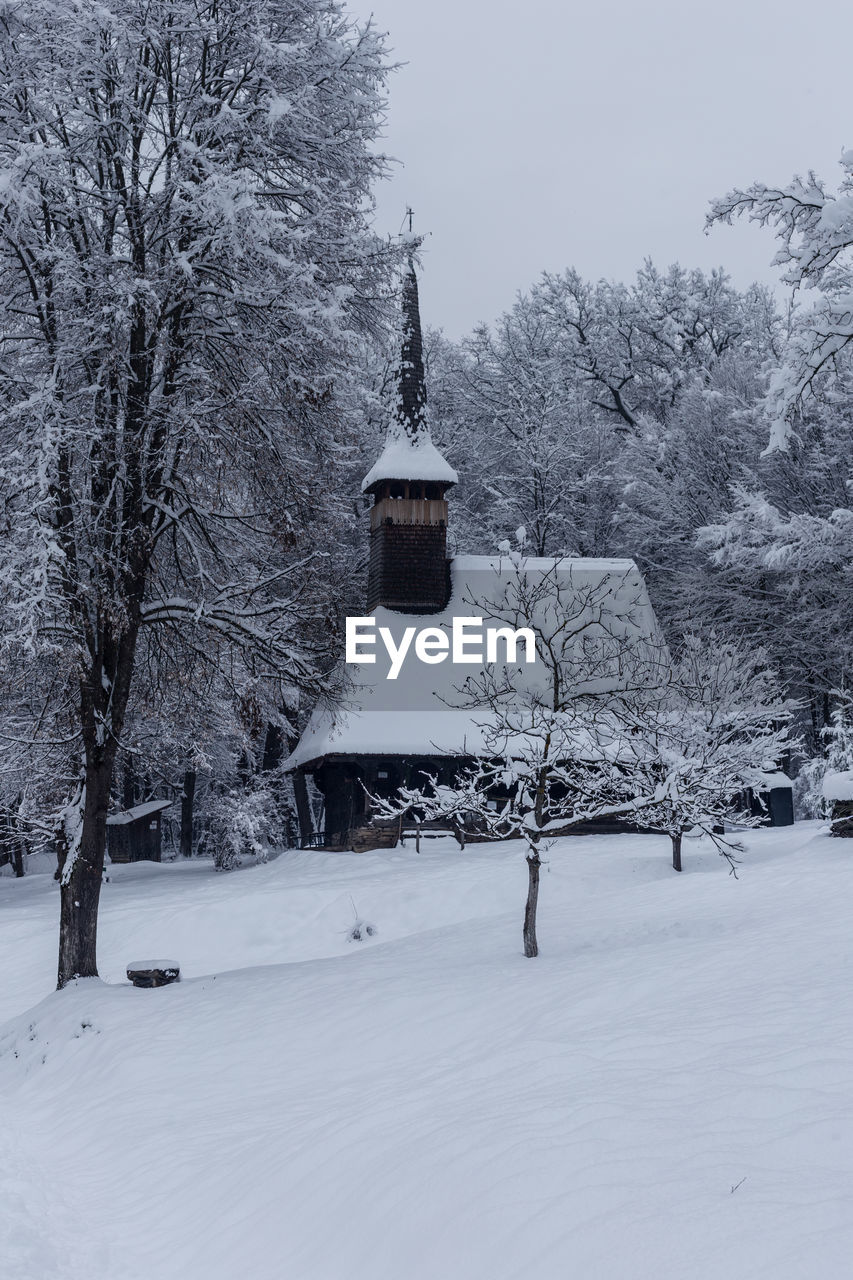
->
{"left": 2, "top": 823, "right": 852, "bottom": 1280}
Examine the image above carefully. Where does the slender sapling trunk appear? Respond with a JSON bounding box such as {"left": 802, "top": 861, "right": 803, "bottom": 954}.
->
{"left": 523, "top": 846, "right": 541, "bottom": 957}
{"left": 671, "top": 830, "right": 683, "bottom": 873}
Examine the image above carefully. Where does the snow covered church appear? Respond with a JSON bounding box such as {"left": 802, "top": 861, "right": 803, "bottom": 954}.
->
{"left": 285, "top": 258, "right": 662, "bottom": 850}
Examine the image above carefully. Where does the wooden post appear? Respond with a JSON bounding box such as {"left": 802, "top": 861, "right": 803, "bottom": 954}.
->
{"left": 292, "top": 768, "right": 313, "bottom": 848}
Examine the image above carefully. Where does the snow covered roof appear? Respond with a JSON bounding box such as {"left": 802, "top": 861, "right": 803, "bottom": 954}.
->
{"left": 361, "top": 252, "right": 457, "bottom": 493}
{"left": 106, "top": 799, "right": 172, "bottom": 826}
{"left": 754, "top": 771, "right": 793, "bottom": 791}
{"left": 286, "top": 555, "right": 662, "bottom": 770}
{"left": 822, "top": 769, "right": 853, "bottom": 802}
{"left": 361, "top": 426, "right": 458, "bottom": 492}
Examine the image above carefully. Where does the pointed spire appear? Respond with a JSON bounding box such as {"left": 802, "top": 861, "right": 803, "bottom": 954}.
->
{"left": 361, "top": 239, "right": 457, "bottom": 494}
{"left": 396, "top": 252, "right": 428, "bottom": 442}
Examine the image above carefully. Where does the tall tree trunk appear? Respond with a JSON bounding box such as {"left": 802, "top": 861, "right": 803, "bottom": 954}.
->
{"left": 671, "top": 831, "right": 683, "bottom": 873}
{"left": 57, "top": 760, "right": 112, "bottom": 987}
{"left": 180, "top": 769, "right": 196, "bottom": 859}
{"left": 262, "top": 723, "right": 283, "bottom": 772}
{"left": 8, "top": 799, "right": 25, "bottom": 877}
{"left": 523, "top": 848, "right": 541, "bottom": 957}
{"left": 122, "top": 758, "right": 135, "bottom": 811}
{"left": 57, "top": 617, "right": 138, "bottom": 988}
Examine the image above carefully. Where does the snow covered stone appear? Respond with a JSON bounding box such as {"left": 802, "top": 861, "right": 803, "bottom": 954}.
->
{"left": 126, "top": 961, "right": 181, "bottom": 989}
{"left": 822, "top": 769, "right": 853, "bottom": 802}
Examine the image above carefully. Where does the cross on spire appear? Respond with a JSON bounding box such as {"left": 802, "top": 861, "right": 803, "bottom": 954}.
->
{"left": 360, "top": 230, "right": 457, "bottom": 496}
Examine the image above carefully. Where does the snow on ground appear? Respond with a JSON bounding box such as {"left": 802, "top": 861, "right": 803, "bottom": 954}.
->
{"left": 1, "top": 823, "right": 852, "bottom": 1279}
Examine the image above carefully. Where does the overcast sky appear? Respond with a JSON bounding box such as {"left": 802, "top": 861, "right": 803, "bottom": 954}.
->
{"left": 358, "top": 0, "right": 852, "bottom": 337}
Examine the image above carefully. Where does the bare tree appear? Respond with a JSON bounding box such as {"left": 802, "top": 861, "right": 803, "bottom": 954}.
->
{"left": 373, "top": 553, "right": 664, "bottom": 957}
{"left": 609, "top": 635, "right": 795, "bottom": 872}
{"left": 372, "top": 558, "right": 793, "bottom": 952}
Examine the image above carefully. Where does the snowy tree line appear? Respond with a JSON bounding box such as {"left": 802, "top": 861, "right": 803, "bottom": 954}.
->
{"left": 2, "top": 0, "right": 853, "bottom": 977}
{"left": 419, "top": 255, "right": 853, "bottom": 768}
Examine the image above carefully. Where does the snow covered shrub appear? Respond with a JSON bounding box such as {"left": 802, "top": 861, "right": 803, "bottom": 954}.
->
{"left": 345, "top": 900, "right": 377, "bottom": 942}
{"left": 792, "top": 689, "right": 853, "bottom": 822}
{"left": 346, "top": 919, "right": 378, "bottom": 943}
{"left": 209, "top": 780, "right": 282, "bottom": 871}
{"left": 804, "top": 690, "right": 853, "bottom": 830}
{"left": 603, "top": 635, "right": 795, "bottom": 873}
{"left": 795, "top": 756, "right": 830, "bottom": 821}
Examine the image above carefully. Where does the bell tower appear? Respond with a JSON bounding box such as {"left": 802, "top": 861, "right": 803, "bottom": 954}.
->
{"left": 363, "top": 248, "right": 457, "bottom": 613}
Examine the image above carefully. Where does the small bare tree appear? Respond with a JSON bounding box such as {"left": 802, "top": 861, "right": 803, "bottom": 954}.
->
{"left": 373, "top": 553, "right": 664, "bottom": 957}
{"left": 373, "top": 555, "right": 795, "bottom": 952}
{"left": 607, "top": 635, "right": 795, "bottom": 872}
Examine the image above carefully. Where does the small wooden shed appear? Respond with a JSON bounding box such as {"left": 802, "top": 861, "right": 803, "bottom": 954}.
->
{"left": 747, "top": 772, "right": 794, "bottom": 827}
{"left": 106, "top": 799, "right": 172, "bottom": 864}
